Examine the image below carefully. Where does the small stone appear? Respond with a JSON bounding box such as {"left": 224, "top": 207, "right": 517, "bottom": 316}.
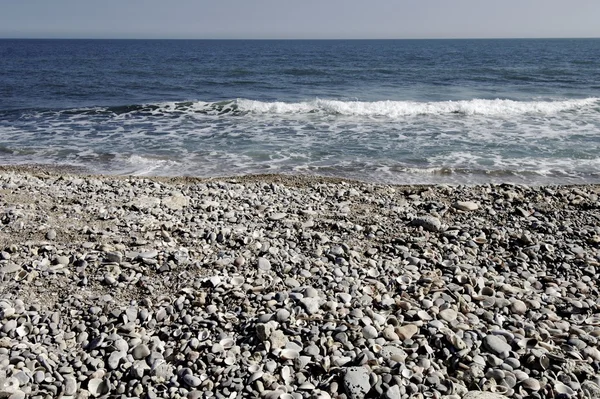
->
{"left": 300, "top": 297, "right": 320, "bottom": 315}
{"left": 64, "top": 375, "right": 78, "bottom": 396}
{"left": 55, "top": 255, "right": 70, "bottom": 265}
{"left": 276, "top": 309, "right": 291, "bottom": 322}
{"left": 385, "top": 385, "right": 401, "bottom": 399}
{"left": 362, "top": 325, "right": 378, "bottom": 340}
{"left": 268, "top": 213, "right": 287, "bottom": 221}
{"left": 257, "top": 257, "right": 271, "bottom": 271}
{"left": 521, "top": 378, "right": 541, "bottom": 391}
{"left": 132, "top": 343, "right": 151, "bottom": 360}
{"left": 104, "top": 251, "right": 122, "bottom": 263}
{"left": 410, "top": 216, "right": 442, "bottom": 232}
{"left": 454, "top": 201, "right": 479, "bottom": 211}
{"left": 234, "top": 256, "right": 246, "bottom": 267}
{"left": 463, "top": 392, "right": 510, "bottom": 399}
{"left": 46, "top": 229, "right": 57, "bottom": 240}
{"left": 439, "top": 308, "right": 458, "bottom": 322}
{"left": 269, "top": 330, "right": 288, "bottom": 349}
{"left": 511, "top": 300, "right": 527, "bottom": 315}
{"left": 1, "top": 319, "right": 17, "bottom": 333}
{"left": 484, "top": 335, "right": 512, "bottom": 357}
{"left": 162, "top": 193, "right": 190, "bottom": 210}
{"left": 256, "top": 323, "right": 274, "bottom": 342}
{"left": 395, "top": 324, "right": 418, "bottom": 341}
{"left": 183, "top": 374, "right": 202, "bottom": 387}
{"left": 343, "top": 367, "right": 371, "bottom": 399}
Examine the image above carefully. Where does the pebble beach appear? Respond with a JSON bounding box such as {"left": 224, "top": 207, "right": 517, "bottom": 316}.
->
{"left": 1, "top": 167, "right": 600, "bottom": 399}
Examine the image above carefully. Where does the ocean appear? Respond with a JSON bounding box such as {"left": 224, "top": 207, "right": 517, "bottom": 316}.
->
{"left": 1, "top": 39, "right": 599, "bottom": 184}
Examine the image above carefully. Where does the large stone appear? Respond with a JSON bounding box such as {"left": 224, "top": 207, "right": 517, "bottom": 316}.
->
{"left": 343, "top": 367, "right": 371, "bottom": 399}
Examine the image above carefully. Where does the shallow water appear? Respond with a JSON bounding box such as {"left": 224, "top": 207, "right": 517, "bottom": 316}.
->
{"left": 1, "top": 39, "right": 599, "bottom": 184}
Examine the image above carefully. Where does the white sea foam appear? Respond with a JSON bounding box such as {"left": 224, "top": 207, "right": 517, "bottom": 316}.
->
{"left": 234, "top": 97, "right": 599, "bottom": 117}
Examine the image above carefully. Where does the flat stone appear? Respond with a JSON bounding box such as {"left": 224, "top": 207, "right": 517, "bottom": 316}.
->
{"left": 104, "top": 251, "right": 122, "bottom": 263}
{"left": 463, "top": 392, "right": 509, "bottom": 399}
{"left": 268, "top": 213, "right": 287, "bottom": 221}
{"left": 129, "top": 196, "right": 161, "bottom": 210}
{"left": 454, "top": 201, "right": 479, "bottom": 211}
{"left": 183, "top": 374, "right": 202, "bottom": 387}
{"left": 343, "top": 367, "right": 371, "bottom": 399}
{"left": 484, "top": 335, "right": 512, "bottom": 357}
{"left": 439, "top": 308, "right": 458, "bottom": 322}
{"left": 410, "top": 216, "right": 442, "bottom": 232}
{"left": 395, "top": 324, "right": 418, "bottom": 341}
{"left": 257, "top": 257, "right": 271, "bottom": 271}
{"left": 45, "top": 229, "right": 57, "bottom": 240}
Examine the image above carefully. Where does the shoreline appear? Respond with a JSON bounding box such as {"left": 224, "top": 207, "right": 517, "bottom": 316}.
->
{"left": 1, "top": 167, "right": 600, "bottom": 398}
{"left": 2, "top": 164, "right": 600, "bottom": 190}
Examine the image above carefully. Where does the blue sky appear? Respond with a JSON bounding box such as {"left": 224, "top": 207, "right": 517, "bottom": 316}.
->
{"left": 1, "top": 0, "right": 599, "bottom": 39}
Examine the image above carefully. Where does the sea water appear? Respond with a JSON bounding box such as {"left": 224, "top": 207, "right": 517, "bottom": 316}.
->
{"left": 1, "top": 39, "right": 599, "bottom": 184}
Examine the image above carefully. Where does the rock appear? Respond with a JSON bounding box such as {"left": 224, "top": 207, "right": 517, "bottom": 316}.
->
{"left": 484, "top": 335, "right": 512, "bottom": 357}
{"left": 395, "top": 324, "right": 418, "bottom": 341}
{"left": 132, "top": 343, "right": 151, "bottom": 360}
{"left": 463, "top": 392, "right": 510, "bottom": 399}
{"left": 453, "top": 201, "right": 479, "bottom": 211}
{"left": 182, "top": 374, "right": 202, "bottom": 387}
{"left": 410, "top": 216, "right": 442, "bottom": 232}
{"left": 269, "top": 330, "right": 288, "bottom": 349}
{"left": 362, "top": 325, "right": 378, "bottom": 340}
{"left": 104, "top": 251, "right": 122, "bottom": 263}
{"left": 46, "top": 229, "right": 57, "bottom": 240}
{"left": 300, "top": 297, "right": 321, "bottom": 315}
{"left": 63, "top": 375, "right": 78, "bottom": 396}
{"left": 257, "top": 257, "right": 271, "bottom": 271}
{"left": 439, "top": 308, "right": 458, "bottom": 322}
{"left": 385, "top": 384, "right": 401, "bottom": 399}
{"left": 162, "top": 193, "right": 190, "bottom": 210}
{"left": 511, "top": 300, "right": 527, "bottom": 315}
{"left": 129, "top": 196, "right": 161, "bottom": 210}
{"left": 268, "top": 213, "right": 287, "bottom": 221}
{"left": 343, "top": 367, "right": 371, "bottom": 399}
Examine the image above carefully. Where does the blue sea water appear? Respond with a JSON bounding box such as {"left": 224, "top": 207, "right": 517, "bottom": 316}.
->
{"left": 1, "top": 39, "right": 599, "bottom": 184}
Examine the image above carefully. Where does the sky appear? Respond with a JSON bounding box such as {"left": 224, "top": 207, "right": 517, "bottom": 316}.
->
{"left": 1, "top": 0, "right": 599, "bottom": 40}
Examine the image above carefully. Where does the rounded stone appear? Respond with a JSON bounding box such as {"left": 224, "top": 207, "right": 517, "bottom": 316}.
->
{"left": 132, "top": 344, "right": 151, "bottom": 360}
{"left": 343, "top": 367, "right": 371, "bottom": 399}
{"left": 362, "top": 325, "right": 378, "bottom": 340}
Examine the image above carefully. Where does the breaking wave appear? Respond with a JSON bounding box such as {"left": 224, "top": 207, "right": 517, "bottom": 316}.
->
{"left": 4, "top": 97, "right": 598, "bottom": 120}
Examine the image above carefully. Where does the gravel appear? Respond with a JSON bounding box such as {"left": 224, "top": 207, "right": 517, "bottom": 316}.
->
{"left": 1, "top": 167, "right": 600, "bottom": 398}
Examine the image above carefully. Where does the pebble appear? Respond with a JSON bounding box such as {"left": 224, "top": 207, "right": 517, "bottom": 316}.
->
{"left": 484, "top": 335, "right": 512, "bottom": 357}
{"left": 132, "top": 343, "right": 151, "bottom": 360}
{"left": 410, "top": 216, "right": 442, "bottom": 232}
{"left": 453, "top": 201, "right": 479, "bottom": 211}
{"left": 257, "top": 257, "right": 271, "bottom": 271}
{"left": 396, "top": 324, "right": 418, "bottom": 341}
{"left": 1, "top": 171, "right": 600, "bottom": 399}
{"left": 343, "top": 367, "right": 371, "bottom": 399}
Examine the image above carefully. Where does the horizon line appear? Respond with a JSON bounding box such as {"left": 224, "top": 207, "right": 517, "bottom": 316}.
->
{"left": 1, "top": 36, "right": 599, "bottom": 41}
